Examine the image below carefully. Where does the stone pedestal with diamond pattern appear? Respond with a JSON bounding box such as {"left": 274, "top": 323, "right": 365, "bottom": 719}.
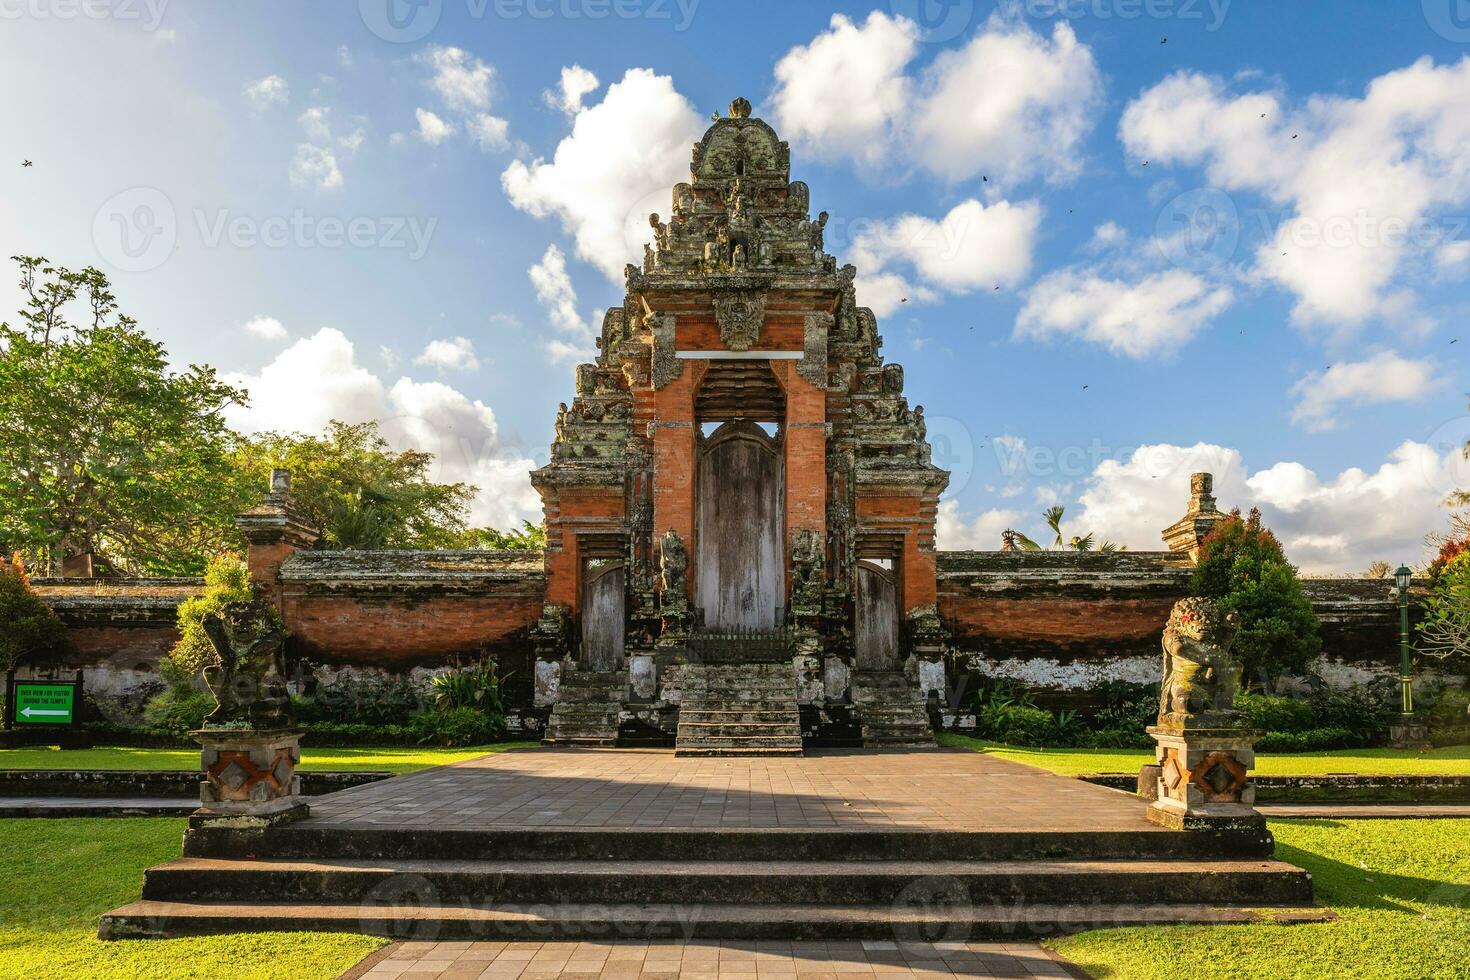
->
{"left": 193, "top": 728, "right": 309, "bottom": 829}
{"left": 1146, "top": 726, "right": 1262, "bottom": 831}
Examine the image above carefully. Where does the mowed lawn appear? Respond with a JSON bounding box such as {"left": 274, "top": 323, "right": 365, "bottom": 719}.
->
{"left": 936, "top": 733, "right": 1470, "bottom": 776}
{"left": 1053, "top": 818, "right": 1470, "bottom": 980}
{"left": 0, "top": 818, "right": 384, "bottom": 980}
{"left": 0, "top": 741, "right": 540, "bottom": 774}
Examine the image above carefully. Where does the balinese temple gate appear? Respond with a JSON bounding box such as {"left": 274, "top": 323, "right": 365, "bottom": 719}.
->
{"left": 533, "top": 99, "right": 948, "bottom": 754}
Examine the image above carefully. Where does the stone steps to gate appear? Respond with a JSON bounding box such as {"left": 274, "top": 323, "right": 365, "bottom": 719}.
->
{"left": 544, "top": 670, "right": 627, "bottom": 746}
{"left": 851, "top": 671, "right": 935, "bottom": 748}
{"left": 98, "top": 818, "right": 1325, "bottom": 940}
{"left": 676, "top": 662, "right": 802, "bottom": 757}
{"left": 125, "top": 856, "right": 1314, "bottom": 908}
{"left": 99, "top": 897, "right": 1331, "bottom": 941}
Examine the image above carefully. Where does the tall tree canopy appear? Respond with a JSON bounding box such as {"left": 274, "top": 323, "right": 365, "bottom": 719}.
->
{"left": 1191, "top": 508, "right": 1322, "bottom": 689}
{"left": 0, "top": 257, "right": 248, "bottom": 575}
{"left": 233, "top": 421, "right": 477, "bottom": 550}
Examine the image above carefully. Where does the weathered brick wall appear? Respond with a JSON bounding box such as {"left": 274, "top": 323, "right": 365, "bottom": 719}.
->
{"left": 937, "top": 551, "right": 1421, "bottom": 709}
{"left": 30, "top": 579, "right": 201, "bottom": 701}
{"left": 35, "top": 550, "right": 1423, "bottom": 720}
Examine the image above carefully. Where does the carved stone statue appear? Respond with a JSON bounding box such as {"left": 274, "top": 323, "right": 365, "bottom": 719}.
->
{"left": 1158, "top": 597, "right": 1241, "bottom": 726}
{"left": 200, "top": 598, "right": 292, "bottom": 729}
{"left": 649, "top": 212, "right": 669, "bottom": 250}
{"left": 554, "top": 402, "right": 568, "bottom": 444}
{"left": 791, "top": 529, "right": 824, "bottom": 599}
{"left": 810, "top": 210, "right": 828, "bottom": 253}
{"left": 659, "top": 529, "right": 688, "bottom": 599}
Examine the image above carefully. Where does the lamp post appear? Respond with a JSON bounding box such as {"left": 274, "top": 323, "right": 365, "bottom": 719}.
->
{"left": 1399, "top": 564, "right": 1411, "bottom": 717}
{"left": 1388, "top": 564, "right": 1429, "bottom": 750}
{"left": 1395, "top": 564, "right": 1413, "bottom": 715}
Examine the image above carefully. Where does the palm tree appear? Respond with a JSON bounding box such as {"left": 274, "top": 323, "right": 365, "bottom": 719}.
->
{"left": 1005, "top": 506, "right": 1125, "bottom": 553}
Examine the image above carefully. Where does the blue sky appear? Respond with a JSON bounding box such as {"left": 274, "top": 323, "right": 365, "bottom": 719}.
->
{"left": 2, "top": 0, "right": 1468, "bottom": 572}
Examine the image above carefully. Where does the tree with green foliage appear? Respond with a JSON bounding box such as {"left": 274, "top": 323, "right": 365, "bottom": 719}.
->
{"left": 1419, "top": 549, "right": 1470, "bottom": 663}
{"left": 160, "top": 553, "right": 256, "bottom": 682}
{"left": 0, "top": 554, "right": 68, "bottom": 671}
{"left": 1191, "top": 508, "right": 1322, "bottom": 690}
{"left": 456, "top": 520, "right": 546, "bottom": 551}
{"left": 232, "top": 421, "right": 475, "bottom": 550}
{"left": 0, "top": 257, "right": 249, "bottom": 575}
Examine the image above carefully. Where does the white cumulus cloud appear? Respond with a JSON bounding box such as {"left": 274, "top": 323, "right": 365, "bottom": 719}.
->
{"left": 288, "top": 144, "right": 343, "bottom": 190}
{"left": 1068, "top": 441, "right": 1464, "bottom": 575}
{"left": 529, "top": 244, "right": 596, "bottom": 363}
{"left": 1015, "top": 268, "right": 1234, "bottom": 358}
{"left": 241, "top": 315, "right": 288, "bottom": 343}
{"left": 502, "top": 68, "right": 704, "bottom": 282}
{"left": 244, "top": 75, "right": 289, "bottom": 112}
{"left": 1290, "top": 351, "right": 1442, "bottom": 432}
{"left": 545, "top": 65, "right": 601, "bottom": 116}
{"left": 414, "top": 336, "right": 482, "bottom": 372}
{"left": 1121, "top": 57, "right": 1470, "bottom": 336}
{"left": 936, "top": 500, "right": 1027, "bottom": 551}
{"left": 416, "top": 108, "right": 456, "bottom": 145}
{"left": 419, "top": 45, "right": 494, "bottom": 111}
{"left": 224, "top": 328, "right": 538, "bottom": 529}
{"left": 770, "top": 12, "right": 1102, "bottom": 187}
{"left": 851, "top": 198, "right": 1043, "bottom": 309}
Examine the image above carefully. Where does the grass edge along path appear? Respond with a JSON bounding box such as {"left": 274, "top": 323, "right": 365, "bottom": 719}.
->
{"left": 0, "top": 817, "right": 383, "bottom": 980}
{"left": 0, "top": 741, "right": 540, "bottom": 774}
{"left": 1049, "top": 817, "right": 1470, "bottom": 980}
{"left": 935, "top": 732, "right": 1470, "bottom": 777}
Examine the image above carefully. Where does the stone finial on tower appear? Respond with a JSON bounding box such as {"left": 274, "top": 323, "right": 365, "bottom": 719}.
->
{"left": 728, "top": 97, "right": 752, "bottom": 119}
{"left": 1162, "top": 472, "right": 1225, "bottom": 563}
{"left": 236, "top": 467, "right": 319, "bottom": 607}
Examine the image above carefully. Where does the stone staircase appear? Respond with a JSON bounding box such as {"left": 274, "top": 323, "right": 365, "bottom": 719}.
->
{"left": 852, "top": 670, "right": 935, "bottom": 747}
{"left": 542, "top": 669, "right": 627, "bottom": 746}
{"left": 675, "top": 662, "right": 803, "bottom": 756}
{"left": 99, "top": 821, "right": 1322, "bottom": 941}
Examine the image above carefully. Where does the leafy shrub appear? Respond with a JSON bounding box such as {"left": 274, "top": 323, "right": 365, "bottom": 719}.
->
{"left": 1428, "top": 688, "right": 1470, "bottom": 746}
{"left": 0, "top": 554, "right": 68, "bottom": 671}
{"left": 1236, "top": 692, "right": 1315, "bottom": 733}
{"left": 1306, "top": 680, "right": 1396, "bottom": 747}
{"left": 142, "top": 687, "right": 213, "bottom": 735}
{"left": 410, "top": 707, "right": 503, "bottom": 746}
{"left": 313, "top": 674, "right": 426, "bottom": 725}
{"left": 162, "top": 554, "right": 255, "bottom": 681}
{"left": 1256, "top": 726, "right": 1355, "bottom": 753}
{"left": 1084, "top": 681, "right": 1160, "bottom": 747}
{"left": 431, "top": 660, "right": 509, "bottom": 715}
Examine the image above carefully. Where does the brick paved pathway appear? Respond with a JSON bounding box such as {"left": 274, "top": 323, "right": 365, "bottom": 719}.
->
{"left": 301, "top": 747, "right": 1163, "bottom": 834}
{"left": 342, "top": 939, "right": 1083, "bottom": 980}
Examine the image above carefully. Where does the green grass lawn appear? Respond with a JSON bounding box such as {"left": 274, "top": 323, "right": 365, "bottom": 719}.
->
{"left": 1052, "top": 818, "right": 1470, "bottom": 979}
{"left": 0, "top": 741, "right": 539, "bottom": 774}
{"left": 936, "top": 733, "right": 1470, "bottom": 776}
{"left": 0, "top": 818, "right": 383, "bottom": 979}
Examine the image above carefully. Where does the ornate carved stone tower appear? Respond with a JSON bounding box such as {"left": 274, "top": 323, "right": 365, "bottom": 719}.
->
{"left": 534, "top": 100, "right": 947, "bottom": 746}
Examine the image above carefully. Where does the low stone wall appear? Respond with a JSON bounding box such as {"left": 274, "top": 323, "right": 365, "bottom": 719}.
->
{"left": 0, "top": 769, "right": 393, "bottom": 799}
{"left": 33, "top": 550, "right": 1427, "bottom": 721}
{"left": 1079, "top": 771, "right": 1470, "bottom": 804}
{"left": 937, "top": 551, "right": 1423, "bottom": 710}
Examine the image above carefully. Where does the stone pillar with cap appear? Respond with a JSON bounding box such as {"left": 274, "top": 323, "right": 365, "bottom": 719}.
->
{"left": 236, "top": 468, "right": 318, "bottom": 611}
{"left": 1162, "top": 472, "right": 1226, "bottom": 563}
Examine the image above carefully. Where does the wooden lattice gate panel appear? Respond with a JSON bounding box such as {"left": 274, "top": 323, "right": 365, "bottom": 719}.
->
{"left": 580, "top": 561, "right": 625, "bottom": 671}
{"left": 855, "top": 560, "right": 900, "bottom": 670}
{"left": 696, "top": 421, "right": 784, "bottom": 630}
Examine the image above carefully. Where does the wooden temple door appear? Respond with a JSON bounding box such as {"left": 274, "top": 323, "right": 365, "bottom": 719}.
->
{"left": 854, "top": 560, "right": 900, "bottom": 670}
{"left": 696, "top": 421, "right": 784, "bottom": 629}
{"left": 580, "top": 561, "right": 625, "bottom": 671}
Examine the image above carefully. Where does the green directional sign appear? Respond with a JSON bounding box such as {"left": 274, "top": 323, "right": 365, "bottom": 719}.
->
{"left": 12, "top": 683, "right": 76, "bottom": 726}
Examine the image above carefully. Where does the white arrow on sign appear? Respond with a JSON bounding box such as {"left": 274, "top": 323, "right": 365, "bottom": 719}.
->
{"left": 20, "top": 707, "right": 68, "bottom": 718}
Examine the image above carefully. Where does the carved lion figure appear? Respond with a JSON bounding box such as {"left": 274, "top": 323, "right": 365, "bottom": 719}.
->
{"left": 200, "top": 598, "right": 292, "bottom": 729}
{"left": 1158, "top": 597, "right": 1241, "bottom": 724}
